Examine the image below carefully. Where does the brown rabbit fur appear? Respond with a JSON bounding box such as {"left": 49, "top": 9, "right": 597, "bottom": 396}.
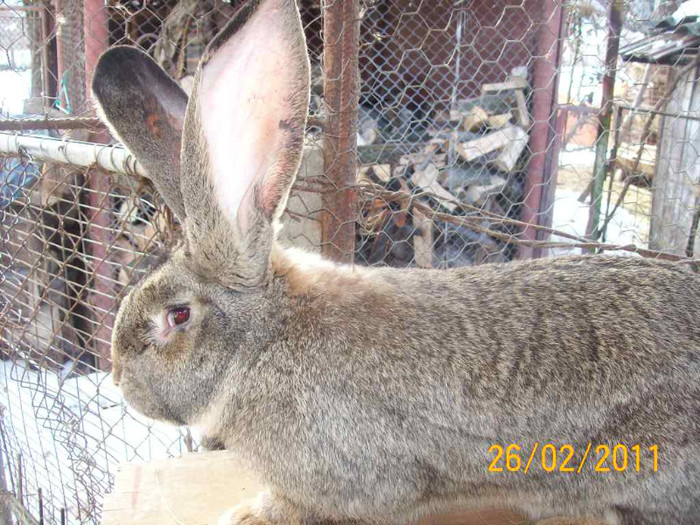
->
{"left": 92, "top": 0, "right": 700, "bottom": 524}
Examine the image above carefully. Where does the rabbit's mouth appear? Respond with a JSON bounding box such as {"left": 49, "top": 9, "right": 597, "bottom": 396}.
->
{"left": 120, "top": 376, "right": 187, "bottom": 426}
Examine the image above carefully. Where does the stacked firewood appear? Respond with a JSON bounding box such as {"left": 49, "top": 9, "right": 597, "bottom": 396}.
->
{"left": 356, "top": 72, "right": 531, "bottom": 268}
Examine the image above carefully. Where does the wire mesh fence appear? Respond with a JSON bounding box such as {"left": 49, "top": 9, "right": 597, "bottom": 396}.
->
{"left": 0, "top": 0, "right": 699, "bottom": 523}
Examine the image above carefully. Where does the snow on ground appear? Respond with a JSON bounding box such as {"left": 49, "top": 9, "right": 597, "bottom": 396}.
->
{"left": 549, "top": 189, "right": 648, "bottom": 257}
{"left": 0, "top": 360, "right": 192, "bottom": 523}
{"left": 552, "top": 144, "right": 651, "bottom": 257}
{"left": 0, "top": 69, "right": 31, "bottom": 116}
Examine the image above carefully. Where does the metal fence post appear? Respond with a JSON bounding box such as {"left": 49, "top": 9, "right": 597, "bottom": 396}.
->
{"left": 83, "top": 0, "right": 115, "bottom": 371}
{"left": 321, "top": 0, "right": 360, "bottom": 263}
{"left": 517, "top": 0, "right": 565, "bottom": 259}
{"left": 84, "top": 0, "right": 109, "bottom": 99}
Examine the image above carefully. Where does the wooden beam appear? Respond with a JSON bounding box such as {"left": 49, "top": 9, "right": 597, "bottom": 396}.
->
{"left": 492, "top": 126, "right": 529, "bottom": 173}
{"left": 456, "top": 126, "right": 519, "bottom": 162}
{"left": 413, "top": 209, "right": 433, "bottom": 268}
{"left": 411, "top": 164, "right": 458, "bottom": 212}
{"left": 462, "top": 106, "right": 489, "bottom": 131}
{"left": 514, "top": 90, "right": 531, "bottom": 128}
{"left": 102, "top": 451, "right": 529, "bottom": 525}
{"left": 487, "top": 112, "right": 512, "bottom": 129}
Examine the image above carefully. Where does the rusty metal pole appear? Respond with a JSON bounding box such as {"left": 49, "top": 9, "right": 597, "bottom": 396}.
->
{"left": 84, "top": 0, "right": 109, "bottom": 98}
{"left": 587, "top": 0, "right": 623, "bottom": 241}
{"left": 83, "top": 0, "right": 114, "bottom": 370}
{"left": 518, "top": 0, "right": 564, "bottom": 259}
{"left": 321, "top": 0, "right": 360, "bottom": 263}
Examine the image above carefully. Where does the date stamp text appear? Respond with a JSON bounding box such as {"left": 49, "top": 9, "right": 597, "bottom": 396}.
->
{"left": 488, "top": 443, "right": 659, "bottom": 474}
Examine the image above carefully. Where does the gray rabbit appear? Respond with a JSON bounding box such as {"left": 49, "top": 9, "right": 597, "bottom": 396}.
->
{"left": 91, "top": 0, "right": 700, "bottom": 523}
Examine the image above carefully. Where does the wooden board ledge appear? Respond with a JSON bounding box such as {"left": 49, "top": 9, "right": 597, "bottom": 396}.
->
{"left": 101, "top": 451, "right": 527, "bottom": 524}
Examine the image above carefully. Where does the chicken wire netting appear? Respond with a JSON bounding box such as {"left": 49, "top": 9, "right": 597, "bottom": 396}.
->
{"left": 0, "top": 0, "right": 699, "bottom": 523}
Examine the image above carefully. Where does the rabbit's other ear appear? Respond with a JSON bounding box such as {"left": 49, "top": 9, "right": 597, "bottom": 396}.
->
{"left": 179, "top": 0, "right": 310, "bottom": 287}
{"left": 92, "top": 47, "right": 188, "bottom": 220}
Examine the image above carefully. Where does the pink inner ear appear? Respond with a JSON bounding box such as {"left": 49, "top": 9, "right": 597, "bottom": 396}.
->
{"left": 199, "top": 0, "right": 302, "bottom": 230}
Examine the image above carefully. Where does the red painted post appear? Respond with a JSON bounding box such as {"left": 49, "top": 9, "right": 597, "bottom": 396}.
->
{"left": 518, "top": 0, "right": 565, "bottom": 259}
{"left": 83, "top": 0, "right": 114, "bottom": 370}
{"left": 84, "top": 0, "right": 110, "bottom": 99}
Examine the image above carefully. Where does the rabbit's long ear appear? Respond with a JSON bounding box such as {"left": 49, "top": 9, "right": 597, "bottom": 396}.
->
{"left": 179, "top": 0, "right": 310, "bottom": 287}
{"left": 92, "top": 47, "right": 188, "bottom": 220}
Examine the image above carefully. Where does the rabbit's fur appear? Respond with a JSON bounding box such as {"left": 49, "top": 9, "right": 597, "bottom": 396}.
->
{"left": 92, "top": 0, "right": 700, "bottom": 523}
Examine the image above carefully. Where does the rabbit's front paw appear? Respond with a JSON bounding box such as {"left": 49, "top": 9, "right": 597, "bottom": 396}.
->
{"left": 218, "top": 501, "right": 273, "bottom": 525}
{"left": 218, "top": 492, "right": 304, "bottom": 525}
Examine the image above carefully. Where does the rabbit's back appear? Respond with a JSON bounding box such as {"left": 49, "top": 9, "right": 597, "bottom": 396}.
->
{"left": 290, "top": 255, "right": 700, "bottom": 402}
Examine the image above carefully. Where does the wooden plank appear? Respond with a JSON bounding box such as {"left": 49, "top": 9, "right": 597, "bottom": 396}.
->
{"left": 615, "top": 143, "right": 656, "bottom": 178}
{"left": 514, "top": 90, "right": 531, "bottom": 128}
{"left": 101, "top": 451, "right": 528, "bottom": 525}
{"left": 101, "top": 451, "right": 264, "bottom": 525}
{"left": 650, "top": 66, "right": 700, "bottom": 254}
{"left": 456, "top": 94, "right": 514, "bottom": 117}
{"left": 492, "top": 126, "right": 529, "bottom": 173}
{"left": 411, "top": 164, "right": 458, "bottom": 212}
{"left": 456, "top": 126, "right": 518, "bottom": 162}
{"left": 464, "top": 176, "right": 507, "bottom": 205}
{"left": 420, "top": 509, "right": 530, "bottom": 524}
{"left": 462, "top": 106, "right": 490, "bottom": 131}
{"left": 357, "top": 163, "right": 392, "bottom": 183}
{"left": 487, "top": 112, "right": 512, "bottom": 129}
{"left": 413, "top": 209, "right": 433, "bottom": 268}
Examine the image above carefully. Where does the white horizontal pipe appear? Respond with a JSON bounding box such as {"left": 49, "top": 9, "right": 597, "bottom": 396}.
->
{"left": 0, "top": 132, "right": 146, "bottom": 177}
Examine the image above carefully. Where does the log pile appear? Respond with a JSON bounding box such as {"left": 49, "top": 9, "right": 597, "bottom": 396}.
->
{"left": 356, "top": 71, "right": 531, "bottom": 268}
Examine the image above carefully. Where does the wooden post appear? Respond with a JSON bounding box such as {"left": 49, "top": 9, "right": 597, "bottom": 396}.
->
{"left": 54, "top": 0, "right": 86, "bottom": 114}
{"left": 650, "top": 65, "right": 700, "bottom": 255}
{"left": 586, "top": 0, "right": 623, "bottom": 241}
{"left": 0, "top": 443, "right": 10, "bottom": 525}
{"left": 321, "top": 0, "right": 360, "bottom": 263}
{"left": 37, "top": 0, "right": 58, "bottom": 104}
{"left": 600, "top": 103, "right": 624, "bottom": 243}
{"left": 27, "top": 6, "right": 44, "bottom": 100}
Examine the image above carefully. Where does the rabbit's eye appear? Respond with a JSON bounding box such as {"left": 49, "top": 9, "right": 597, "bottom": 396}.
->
{"left": 167, "top": 306, "right": 190, "bottom": 327}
